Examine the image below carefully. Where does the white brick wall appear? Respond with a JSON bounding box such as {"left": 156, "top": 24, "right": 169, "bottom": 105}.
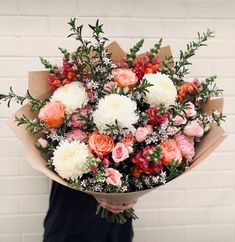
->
{"left": 0, "top": 0, "right": 234, "bottom": 241}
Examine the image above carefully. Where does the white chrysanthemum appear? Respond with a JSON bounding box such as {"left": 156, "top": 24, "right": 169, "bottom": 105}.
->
{"left": 51, "top": 82, "right": 88, "bottom": 113}
{"left": 93, "top": 94, "right": 138, "bottom": 132}
{"left": 52, "top": 140, "right": 90, "bottom": 181}
{"left": 144, "top": 73, "right": 177, "bottom": 107}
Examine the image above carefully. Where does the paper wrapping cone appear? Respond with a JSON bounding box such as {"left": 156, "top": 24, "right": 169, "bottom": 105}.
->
{"left": 7, "top": 42, "right": 227, "bottom": 205}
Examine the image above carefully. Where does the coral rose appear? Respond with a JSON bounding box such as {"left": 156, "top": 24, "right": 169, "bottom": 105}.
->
{"left": 38, "top": 101, "right": 64, "bottom": 128}
{"left": 160, "top": 139, "right": 182, "bottom": 165}
{"left": 112, "top": 68, "right": 138, "bottom": 88}
{"left": 105, "top": 168, "right": 122, "bottom": 187}
{"left": 88, "top": 131, "right": 115, "bottom": 156}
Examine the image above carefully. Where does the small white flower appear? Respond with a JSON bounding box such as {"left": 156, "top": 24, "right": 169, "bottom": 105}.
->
{"left": 93, "top": 94, "right": 139, "bottom": 132}
{"left": 144, "top": 73, "right": 177, "bottom": 107}
{"left": 52, "top": 140, "right": 90, "bottom": 181}
{"left": 51, "top": 82, "right": 88, "bottom": 113}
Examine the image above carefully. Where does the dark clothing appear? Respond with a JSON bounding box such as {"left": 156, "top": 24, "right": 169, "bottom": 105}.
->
{"left": 43, "top": 181, "right": 134, "bottom": 242}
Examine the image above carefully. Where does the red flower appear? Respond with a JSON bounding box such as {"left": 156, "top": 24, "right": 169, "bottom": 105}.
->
{"left": 146, "top": 108, "right": 168, "bottom": 126}
{"left": 132, "top": 146, "right": 163, "bottom": 177}
{"left": 132, "top": 53, "right": 159, "bottom": 80}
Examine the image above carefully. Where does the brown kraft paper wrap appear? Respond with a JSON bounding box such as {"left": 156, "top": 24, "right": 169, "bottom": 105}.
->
{"left": 7, "top": 42, "right": 227, "bottom": 205}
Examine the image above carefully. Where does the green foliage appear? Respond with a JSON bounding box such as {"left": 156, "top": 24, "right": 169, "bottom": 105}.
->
{"left": 15, "top": 115, "right": 44, "bottom": 133}
{"left": 126, "top": 38, "right": 144, "bottom": 67}
{"left": 39, "top": 57, "right": 58, "bottom": 73}
{"left": 131, "top": 78, "right": 153, "bottom": 98}
{"left": 168, "top": 29, "right": 214, "bottom": 82}
{"left": 211, "top": 110, "right": 226, "bottom": 126}
{"left": 165, "top": 160, "right": 180, "bottom": 182}
{"left": 149, "top": 38, "right": 162, "bottom": 61}
{"left": 196, "top": 76, "right": 223, "bottom": 102}
{"left": 148, "top": 145, "right": 162, "bottom": 163}
{"left": 0, "top": 87, "right": 46, "bottom": 111}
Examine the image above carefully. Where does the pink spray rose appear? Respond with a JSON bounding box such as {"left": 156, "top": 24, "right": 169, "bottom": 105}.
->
{"left": 66, "top": 129, "right": 87, "bottom": 142}
{"left": 174, "top": 132, "right": 195, "bottom": 162}
{"left": 70, "top": 105, "right": 92, "bottom": 128}
{"left": 135, "top": 126, "right": 152, "bottom": 142}
{"left": 112, "top": 143, "right": 129, "bottom": 163}
{"left": 184, "top": 120, "right": 204, "bottom": 137}
{"left": 105, "top": 168, "right": 122, "bottom": 187}
{"left": 37, "top": 138, "right": 48, "bottom": 148}
{"left": 185, "top": 102, "right": 197, "bottom": 118}
{"left": 173, "top": 115, "right": 187, "bottom": 126}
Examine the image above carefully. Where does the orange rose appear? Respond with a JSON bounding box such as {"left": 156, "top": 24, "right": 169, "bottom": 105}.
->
{"left": 160, "top": 139, "right": 182, "bottom": 165}
{"left": 112, "top": 68, "right": 138, "bottom": 88}
{"left": 88, "top": 131, "right": 115, "bottom": 156}
{"left": 38, "top": 101, "right": 65, "bottom": 128}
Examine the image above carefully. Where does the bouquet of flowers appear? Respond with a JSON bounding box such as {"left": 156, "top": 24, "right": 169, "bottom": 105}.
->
{"left": 0, "top": 19, "right": 226, "bottom": 224}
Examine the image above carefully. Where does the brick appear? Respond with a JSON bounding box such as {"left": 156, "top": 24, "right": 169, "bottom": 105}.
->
{"left": 0, "top": 38, "right": 18, "bottom": 56}
{"left": 0, "top": 119, "right": 15, "bottom": 137}
{"left": 20, "top": 157, "right": 42, "bottom": 176}
{"left": 135, "top": 190, "right": 183, "bottom": 209}
{"left": 0, "top": 58, "right": 43, "bottom": 78}
{"left": 210, "top": 171, "right": 235, "bottom": 188}
{"left": 0, "top": 196, "right": 20, "bottom": 215}
{"left": 215, "top": 20, "right": 235, "bottom": 39}
{"left": 184, "top": 225, "right": 235, "bottom": 242}
{"left": 18, "top": 37, "right": 77, "bottom": 57}
{"left": 77, "top": 0, "right": 133, "bottom": 17}
{"left": 0, "top": 157, "right": 20, "bottom": 176}
{"left": 0, "top": 177, "right": 48, "bottom": 195}
{"left": 133, "top": 227, "right": 183, "bottom": 242}
{"left": 20, "top": 195, "right": 49, "bottom": 213}
{"left": 17, "top": 17, "right": 49, "bottom": 37}
{"left": 22, "top": 233, "right": 43, "bottom": 242}
{"left": 162, "top": 171, "right": 210, "bottom": 190}
{"left": 158, "top": 207, "right": 209, "bottom": 226}
{"left": 0, "top": 235, "right": 21, "bottom": 242}
{"left": 216, "top": 134, "right": 235, "bottom": 152}
{"left": 0, "top": 17, "right": 18, "bottom": 36}
{"left": 184, "top": 189, "right": 235, "bottom": 207}
{"left": 0, "top": 139, "right": 24, "bottom": 157}
{"left": 0, "top": 215, "right": 44, "bottom": 233}
{"left": 223, "top": 115, "right": 235, "bottom": 133}
{"left": 192, "top": 152, "right": 235, "bottom": 171}
{"left": 19, "top": 0, "right": 77, "bottom": 16}
{"left": 0, "top": 0, "right": 18, "bottom": 15}
{"left": 133, "top": 210, "right": 159, "bottom": 228}
{"left": 223, "top": 98, "right": 235, "bottom": 115}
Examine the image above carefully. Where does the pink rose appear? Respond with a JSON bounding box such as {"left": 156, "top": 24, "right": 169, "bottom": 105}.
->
{"left": 135, "top": 127, "right": 151, "bottom": 142}
{"left": 121, "top": 132, "right": 135, "bottom": 147}
{"left": 66, "top": 129, "right": 87, "bottom": 142}
{"left": 104, "top": 81, "right": 117, "bottom": 92}
{"left": 37, "top": 138, "right": 48, "bottom": 148}
{"left": 185, "top": 102, "right": 197, "bottom": 118}
{"left": 112, "top": 143, "right": 129, "bottom": 163}
{"left": 105, "top": 168, "right": 122, "bottom": 187}
{"left": 184, "top": 120, "right": 204, "bottom": 137}
{"left": 70, "top": 105, "right": 92, "bottom": 128}
{"left": 173, "top": 115, "right": 187, "bottom": 126}
{"left": 102, "top": 157, "right": 110, "bottom": 167}
{"left": 166, "top": 126, "right": 180, "bottom": 136}
{"left": 174, "top": 132, "right": 195, "bottom": 162}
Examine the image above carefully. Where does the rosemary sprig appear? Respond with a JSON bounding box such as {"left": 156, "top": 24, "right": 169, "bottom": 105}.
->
{"left": 132, "top": 78, "right": 153, "bottom": 98}
{"left": 15, "top": 115, "right": 44, "bottom": 133}
{"left": 0, "top": 87, "right": 46, "bottom": 111}
{"left": 170, "top": 29, "right": 214, "bottom": 82}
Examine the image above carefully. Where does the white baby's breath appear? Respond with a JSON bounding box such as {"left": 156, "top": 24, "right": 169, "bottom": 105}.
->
{"left": 52, "top": 140, "right": 90, "bottom": 181}
{"left": 93, "top": 94, "right": 139, "bottom": 132}
{"left": 144, "top": 73, "right": 177, "bottom": 107}
{"left": 51, "top": 82, "right": 88, "bottom": 113}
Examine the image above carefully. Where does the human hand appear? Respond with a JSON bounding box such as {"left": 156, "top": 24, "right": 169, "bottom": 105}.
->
{"left": 96, "top": 198, "right": 137, "bottom": 214}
